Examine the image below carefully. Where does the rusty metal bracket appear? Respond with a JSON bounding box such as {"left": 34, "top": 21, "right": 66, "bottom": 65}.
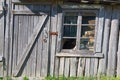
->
{"left": 49, "top": 31, "right": 58, "bottom": 36}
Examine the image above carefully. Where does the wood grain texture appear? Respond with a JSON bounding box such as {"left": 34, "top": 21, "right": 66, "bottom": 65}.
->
{"left": 98, "top": 6, "right": 112, "bottom": 76}
{"left": 70, "top": 58, "right": 77, "bottom": 77}
{"left": 0, "top": 4, "right": 4, "bottom": 77}
{"left": 50, "top": 5, "right": 58, "bottom": 76}
{"left": 41, "top": 16, "right": 50, "bottom": 77}
{"left": 116, "top": 8, "right": 120, "bottom": 77}
{"left": 64, "top": 58, "right": 70, "bottom": 77}
{"left": 107, "top": 7, "right": 119, "bottom": 76}
{"left": 95, "top": 7, "right": 105, "bottom": 52}
{"left": 77, "top": 58, "right": 86, "bottom": 77}
{"left": 59, "top": 57, "right": 65, "bottom": 76}
{"left": 14, "top": 15, "right": 48, "bottom": 76}
{"left": 85, "top": 58, "right": 90, "bottom": 77}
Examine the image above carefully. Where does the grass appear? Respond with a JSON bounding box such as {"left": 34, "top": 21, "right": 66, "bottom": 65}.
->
{"left": 45, "top": 76, "right": 120, "bottom": 80}
{"left": 1, "top": 76, "right": 120, "bottom": 80}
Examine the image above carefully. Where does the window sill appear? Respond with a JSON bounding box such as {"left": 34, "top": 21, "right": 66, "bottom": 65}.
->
{"left": 56, "top": 52, "right": 104, "bottom": 58}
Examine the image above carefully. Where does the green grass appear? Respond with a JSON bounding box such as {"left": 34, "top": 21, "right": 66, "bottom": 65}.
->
{"left": 45, "top": 76, "right": 120, "bottom": 80}
{"left": 23, "top": 76, "right": 29, "bottom": 80}
{"left": 1, "top": 76, "right": 120, "bottom": 80}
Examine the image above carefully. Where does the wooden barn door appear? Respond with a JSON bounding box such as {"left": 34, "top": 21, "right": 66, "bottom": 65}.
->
{"left": 0, "top": 0, "right": 4, "bottom": 77}
{"left": 12, "top": 13, "right": 50, "bottom": 77}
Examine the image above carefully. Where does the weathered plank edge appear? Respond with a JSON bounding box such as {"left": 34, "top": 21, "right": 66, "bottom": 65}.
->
{"left": 56, "top": 53, "right": 103, "bottom": 58}
{"left": 12, "top": 10, "right": 47, "bottom": 15}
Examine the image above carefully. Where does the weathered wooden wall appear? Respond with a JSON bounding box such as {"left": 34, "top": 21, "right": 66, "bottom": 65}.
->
{"left": 0, "top": 0, "right": 4, "bottom": 77}
{"left": 1, "top": 0, "right": 120, "bottom": 78}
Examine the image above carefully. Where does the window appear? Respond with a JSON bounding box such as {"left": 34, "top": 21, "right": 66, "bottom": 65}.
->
{"left": 61, "top": 10, "right": 98, "bottom": 54}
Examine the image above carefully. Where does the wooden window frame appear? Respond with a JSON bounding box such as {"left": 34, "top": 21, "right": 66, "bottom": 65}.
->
{"left": 56, "top": 6, "right": 104, "bottom": 58}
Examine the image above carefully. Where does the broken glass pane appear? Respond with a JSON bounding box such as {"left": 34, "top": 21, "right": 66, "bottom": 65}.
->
{"left": 62, "top": 38, "right": 76, "bottom": 49}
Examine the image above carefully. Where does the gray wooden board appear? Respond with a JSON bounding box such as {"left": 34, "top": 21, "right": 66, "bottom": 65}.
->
{"left": 50, "top": 5, "right": 58, "bottom": 76}
{"left": 77, "top": 58, "right": 86, "bottom": 77}
{"left": 89, "top": 58, "right": 94, "bottom": 76}
{"left": 70, "top": 58, "right": 77, "bottom": 77}
{"left": 93, "top": 58, "right": 98, "bottom": 76}
{"left": 0, "top": 11, "right": 4, "bottom": 77}
{"left": 95, "top": 7, "right": 105, "bottom": 52}
{"left": 41, "top": 15, "right": 49, "bottom": 77}
{"left": 98, "top": 6, "right": 112, "bottom": 76}
{"left": 85, "top": 58, "right": 90, "bottom": 77}
{"left": 107, "top": 7, "right": 119, "bottom": 76}
{"left": 54, "top": 57, "right": 59, "bottom": 77}
{"left": 17, "top": 15, "right": 23, "bottom": 64}
{"left": 22, "top": 15, "right": 28, "bottom": 76}
{"left": 36, "top": 16, "right": 43, "bottom": 77}
{"left": 54, "top": 7, "right": 63, "bottom": 77}
{"left": 64, "top": 58, "right": 70, "bottom": 77}
{"left": 0, "top": 62, "right": 3, "bottom": 77}
{"left": 4, "top": 0, "right": 11, "bottom": 76}
{"left": 117, "top": 8, "right": 120, "bottom": 77}
{"left": 25, "top": 15, "right": 29, "bottom": 76}
{"left": 56, "top": 9, "right": 63, "bottom": 52}
{"left": 26, "top": 15, "right": 31, "bottom": 76}
{"left": 59, "top": 57, "right": 65, "bottom": 76}
{"left": 8, "top": 3, "right": 14, "bottom": 76}
{"left": 12, "top": 15, "right": 19, "bottom": 75}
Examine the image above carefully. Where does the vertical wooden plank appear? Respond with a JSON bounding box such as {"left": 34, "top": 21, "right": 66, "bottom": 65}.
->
{"left": 0, "top": 0, "right": 4, "bottom": 76}
{"left": 17, "top": 15, "right": 23, "bottom": 64}
{"left": 55, "top": 6, "right": 62, "bottom": 77}
{"left": 77, "top": 58, "right": 86, "bottom": 77}
{"left": 64, "top": 58, "right": 70, "bottom": 77}
{"left": 59, "top": 57, "right": 65, "bottom": 76}
{"left": 12, "top": 15, "right": 19, "bottom": 76}
{"left": 41, "top": 14, "right": 50, "bottom": 77}
{"left": 25, "top": 15, "right": 32, "bottom": 76}
{"left": 107, "top": 7, "right": 119, "bottom": 76}
{"left": 95, "top": 7, "right": 105, "bottom": 52}
{"left": 117, "top": 7, "right": 120, "bottom": 77}
{"left": 21, "top": 15, "right": 27, "bottom": 76}
{"left": 0, "top": 62, "right": 3, "bottom": 77}
{"left": 30, "top": 15, "right": 38, "bottom": 77}
{"left": 29, "top": 15, "right": 35, "bottom": 76}
{"left": 98, "top": 6, "right": 112, "bottom": 76}
{"left": 70, "top": 58, "right": 77, "bottom": 77}
{"left": 36, "top": 15, "right": 43, "bottom": 77}
{"left": 50, "top": 4, "right": 58, "bottom": 76}
{"left": 54, "top": 57, "right": 59, "bottom": 77}
{"left": 4, "top": 0, "right": 11, "bottom": 76}
{"left": 93, "top": 58, "right": 98, "bottom": 76}
{"left": 85, "top": 58, "right": 90, "bottom": 77}
{"left": 89, "top": 58, "right": 94, "bottom": 76}
{"left": 8, "top": 3, "right": 14, "bottom": 76}
{"left": 23, "top": 15, "right": 30, "bottom": 76}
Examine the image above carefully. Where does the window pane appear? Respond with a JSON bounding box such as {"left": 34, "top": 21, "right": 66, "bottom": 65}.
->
{"left": 63, "top": 25, "right": 77, "bottom": 37}
{"left": 64, "top": 12, "right": 78, "bottom": 24}
{"left": 82, "top": 16, "right": 95, "bottom": 24}
{"left": 64, "top": 16, "right": 78, "bottom": 24}
{"left": 80, "top": 25, "right": 95, "bottom": 51}
{"left": 62, "top": 38, "right": 76, "bottom": 49}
